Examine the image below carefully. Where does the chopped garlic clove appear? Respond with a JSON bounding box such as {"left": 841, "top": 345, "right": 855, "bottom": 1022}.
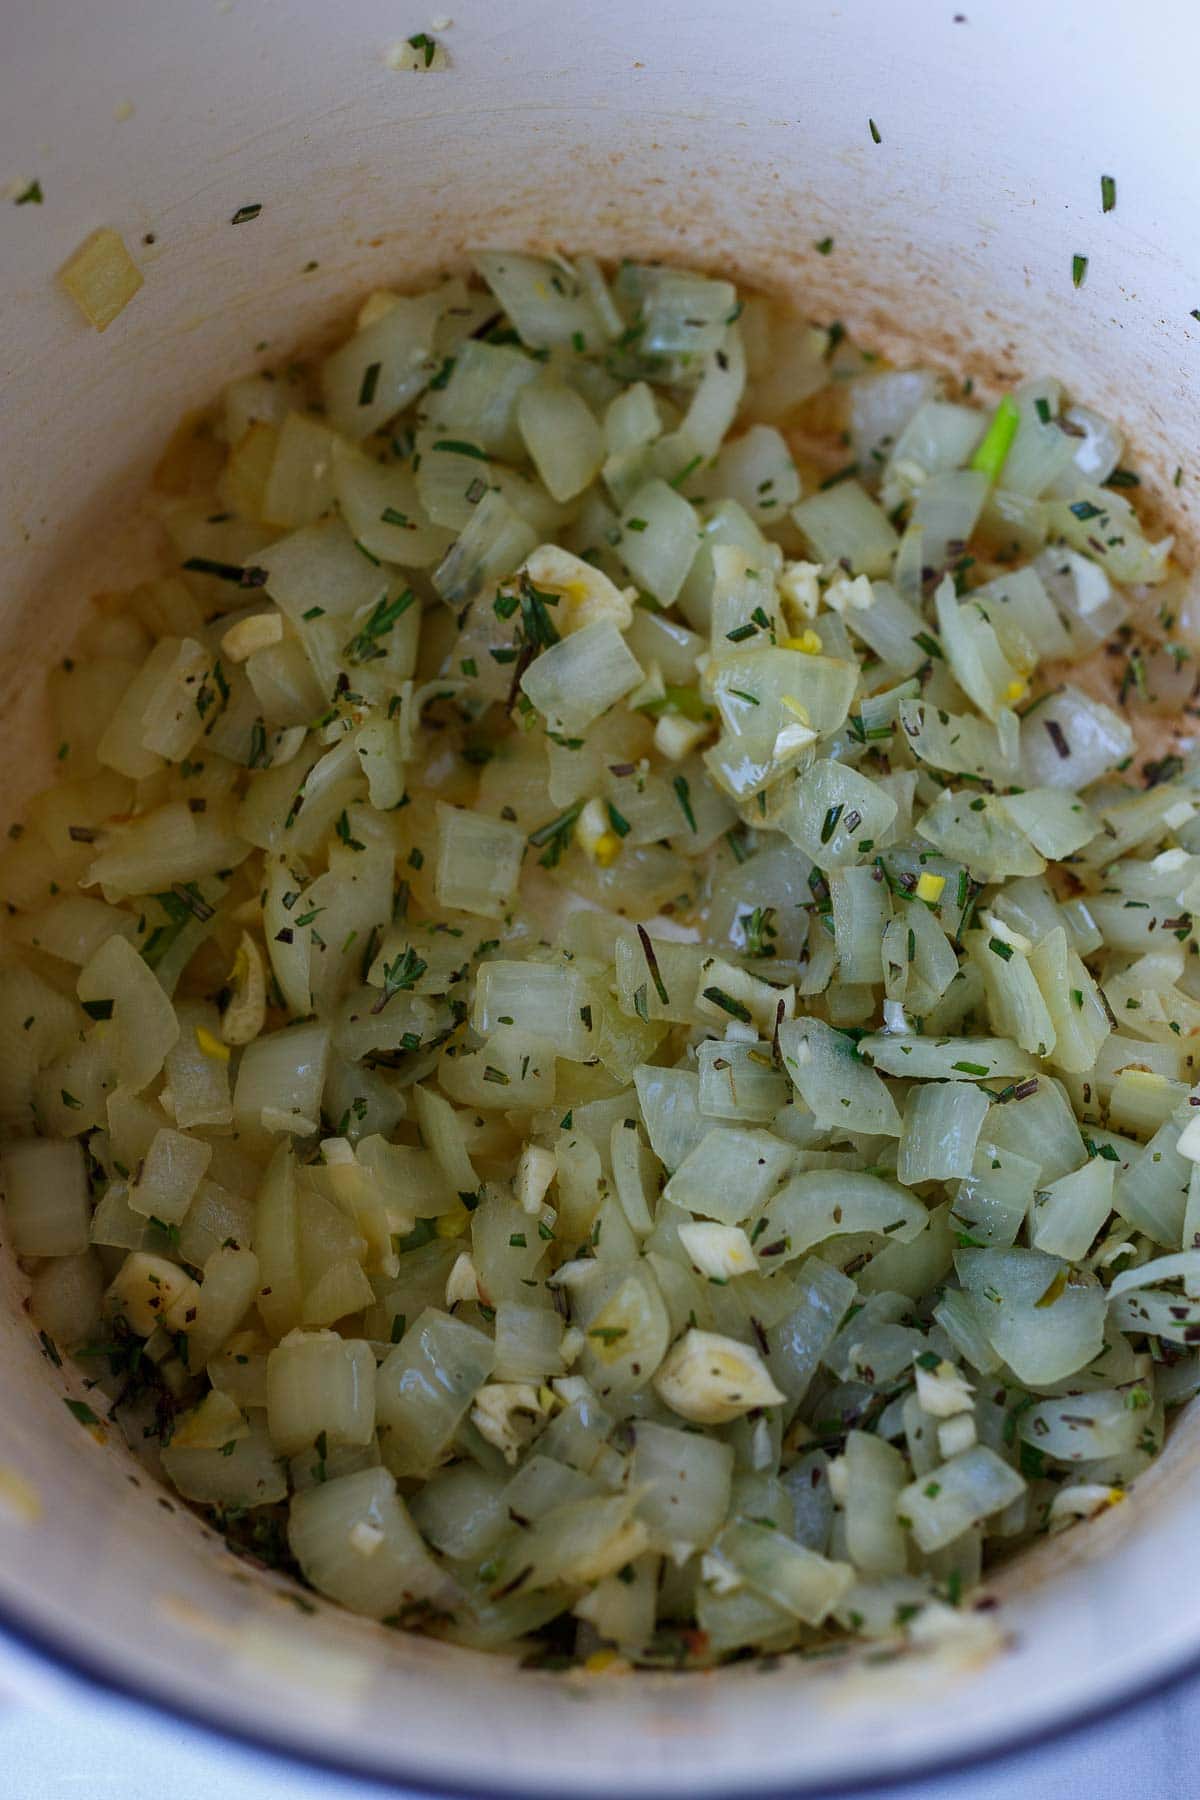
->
{"left": 514, "top": 1143, "right": 558, "bottom": 1215}
{"left": 823, "top": 573, "right": 874, "bottom": 614}
{"left": 470, "top": 1382, "right": 548, "bottom": 1463}
{"left": 654, "top": 1328, "right": 785, "bottom": 1424}
{"left": 106, "top": 1252, "right": 201, "bottom": 1337}
{"left": 937, "top": 1412, "right": 977, "bottom": 1458}
{"left": 677, "top": 1221, "right": 757, "bottom": 1281}
{"left": 653, "top": 713, "right": 711, "bottom": 762}
{"left": 220, "top": 612, "right": 285, "bottom": 662}
{"left": 523, "top": 545, "right": 635, "bottom": 634}
{"left": 1048, "top": 1483, "right": 1126, "bottom": 1530}
{"left": 221, "top": 932, "right": 266, "bottom": 1046}
{"left": 778, "top": 560, "right": 822, "bottom": 623}
{"left": 914, "top": 1357, "right": 975, "bottom": 1418}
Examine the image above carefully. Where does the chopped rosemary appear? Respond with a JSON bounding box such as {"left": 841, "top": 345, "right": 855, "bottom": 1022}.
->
{"left": 528, "top": 802, "right": 583, "bottom": 868}
{"left": 432, "top": 438, "right": 490, "bottom": 461}
{"left": 636, "top": 925, "right": 671, "bottom": 1006}
{"left": 702, "top": 986, "right": 753, "bottom": 1023}
{"left": 358, "top": 362, "right": 382, "bottom": 407}
{"left": 672, "top": 773, "right": 697, "bottom": 833}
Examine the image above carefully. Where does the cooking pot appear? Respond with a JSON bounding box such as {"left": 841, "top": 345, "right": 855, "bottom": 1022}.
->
{"left": 2, "top": 0, "right": 1199, "bottom": 1790}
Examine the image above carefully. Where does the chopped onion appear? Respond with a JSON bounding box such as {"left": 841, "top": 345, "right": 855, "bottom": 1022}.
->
{"left": 11, "top": 251, "right": 1194, "bottom": 1665}
{"left": 793, "top": 481, "right": 899, "bottom": 577}
{"left": 57, "top": 227, "right": 142, "bottom": 331}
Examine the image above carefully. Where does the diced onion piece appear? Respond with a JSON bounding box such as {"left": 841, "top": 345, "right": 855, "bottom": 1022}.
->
{"left": 912, "top": 470, "right": 989, "bottom": 570}
{"left": 266, "top": 1330, "right": 376, "bottom": 1454}
{"left": 78, "top": 934, "right": 179, "bottom": 1094}
{"left": 696, "top": 1039, "right": 789, "bottom": 1122}
{"left": 793, "top": 481, "right": 899, "bottom": 578}
{"left": 712, "top": 425, "right": 801, "bottom": 523}
{"left": 321, "top": 290, "right": 442, "bottom": 440}
{"left": 492, "top": 1303, "right": 564, "bottom": 1383}
{"left": 615, "top": 481, "right": 700, "bottom": 606}
{"left": 288, "top": 1466, "right": 452, "bottom": 1617}
{"left": 376, "top": 1307, "right": 495, "bottom": 1477}
{"left": 162, "top": 1413, "right": 286, "bottom": 1508}
{"left": 1045, "top": 483, "right": 1171, "bottom": 585}
{"left": 262, "top": 413, "right": 337, "bottom": 529}
{"left": 957, "top": 1246, "right": 1106, "bottom": 1383}
{"left": 433, "top": 490, "right": 538, "bottom": 605}
{"left": 474, "top": 251, "right": 607, "bottom": 350}
{"left": 861, "top": 1035, "right": 1034, "bottom": 1080}
{"left": 1019, "top": 685, "right": 1134, "bottom": 790}
{"left": 898, "top": 1446, "right": 1026, "bottom": 1552}
{"left": 898, "top": 1081, "right": 990, "bottom": 1186}
{"left": 170, "top": 1389, "right": 249, "bottom": 1452}
{"left": 779, "top": 1017, "right": 902, "bottom": 1136}
{"left": 473, "top": 960, "right": 592, "bottom": 1058}
{"left": 185, "top": 1245, "right": 261, "bottom": 1370}
{"left": 710, "top": 1517, "right": 854, "bottom": 1624}
{"left": 0, "top": 1138, "right": 90, "bottom": 1257}
{"left": 852, "top": 371, "right": 939, "bottom": 477}
{"left": 778, "top": 759, "right": 898, "bottom": 871}
{"left": 128, "top": 1127, "right": 212, "bottom": 1224}
{"left": 58, "top": 227, "right": 142, "bottom": 331}
{"left": 763, "top": 1170, "right": 926, "bottom": 1261}
{"left": 662, "top": 1126, "right": 792, "bottom": 1224}
{"left": 233, "top": 1022, "right": 330, "bottom": 1143}
{"left": 259, "top": 519, "right": 389, "bottom": 623}
{"left": 631, "top": 1420, "right": 732, "bottom": 1554}
{"left": 843, "top": 1431, "right": 908, "bottom": 1577}
{"left": 106, "top": 1251, "right": 200, "bottom": 1336}
{"left": 517, "top": 382, "right": 604, "bottom": 502}
{"left": 520, "top": 620, "right": 643, "bottom": 736}
{"left": 434, "top": 803, "right": 524, "bottom": 918}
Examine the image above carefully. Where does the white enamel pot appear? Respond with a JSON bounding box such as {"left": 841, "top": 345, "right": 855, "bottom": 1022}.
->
{"left": 2, "top": 0, "right": 1199, "bottom": 1791}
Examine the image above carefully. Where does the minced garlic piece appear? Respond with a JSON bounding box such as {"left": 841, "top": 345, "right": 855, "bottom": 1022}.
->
{"left": 778, "top": 560, "right": 822, "bottom": 622}
{"left": 823, "top": 573, "right": 873, "bottom": 615}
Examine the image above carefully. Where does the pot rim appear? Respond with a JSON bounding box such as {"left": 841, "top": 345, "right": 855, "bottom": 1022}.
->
{"left": 0, "top": 1586, "right": 1193, "bottom": 1798}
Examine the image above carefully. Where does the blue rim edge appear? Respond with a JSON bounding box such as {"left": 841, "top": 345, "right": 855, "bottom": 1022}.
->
{"left": 0, "top": 1591, "right": 1196, "bottom": 1800}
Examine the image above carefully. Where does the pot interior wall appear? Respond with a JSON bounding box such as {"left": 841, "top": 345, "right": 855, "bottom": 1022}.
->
{"left": 2, "top": 0, "right": 1199, "bottom": 1792}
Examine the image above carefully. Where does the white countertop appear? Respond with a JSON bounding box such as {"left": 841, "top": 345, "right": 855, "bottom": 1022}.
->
{"left": 2, "top": 1648, "right": 1197, "bottom": 1800}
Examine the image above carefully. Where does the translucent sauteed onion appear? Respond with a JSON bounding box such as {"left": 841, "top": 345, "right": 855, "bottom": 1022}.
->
{"left": 3, "top": 250, "right": 1198, "bottom": 1666}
